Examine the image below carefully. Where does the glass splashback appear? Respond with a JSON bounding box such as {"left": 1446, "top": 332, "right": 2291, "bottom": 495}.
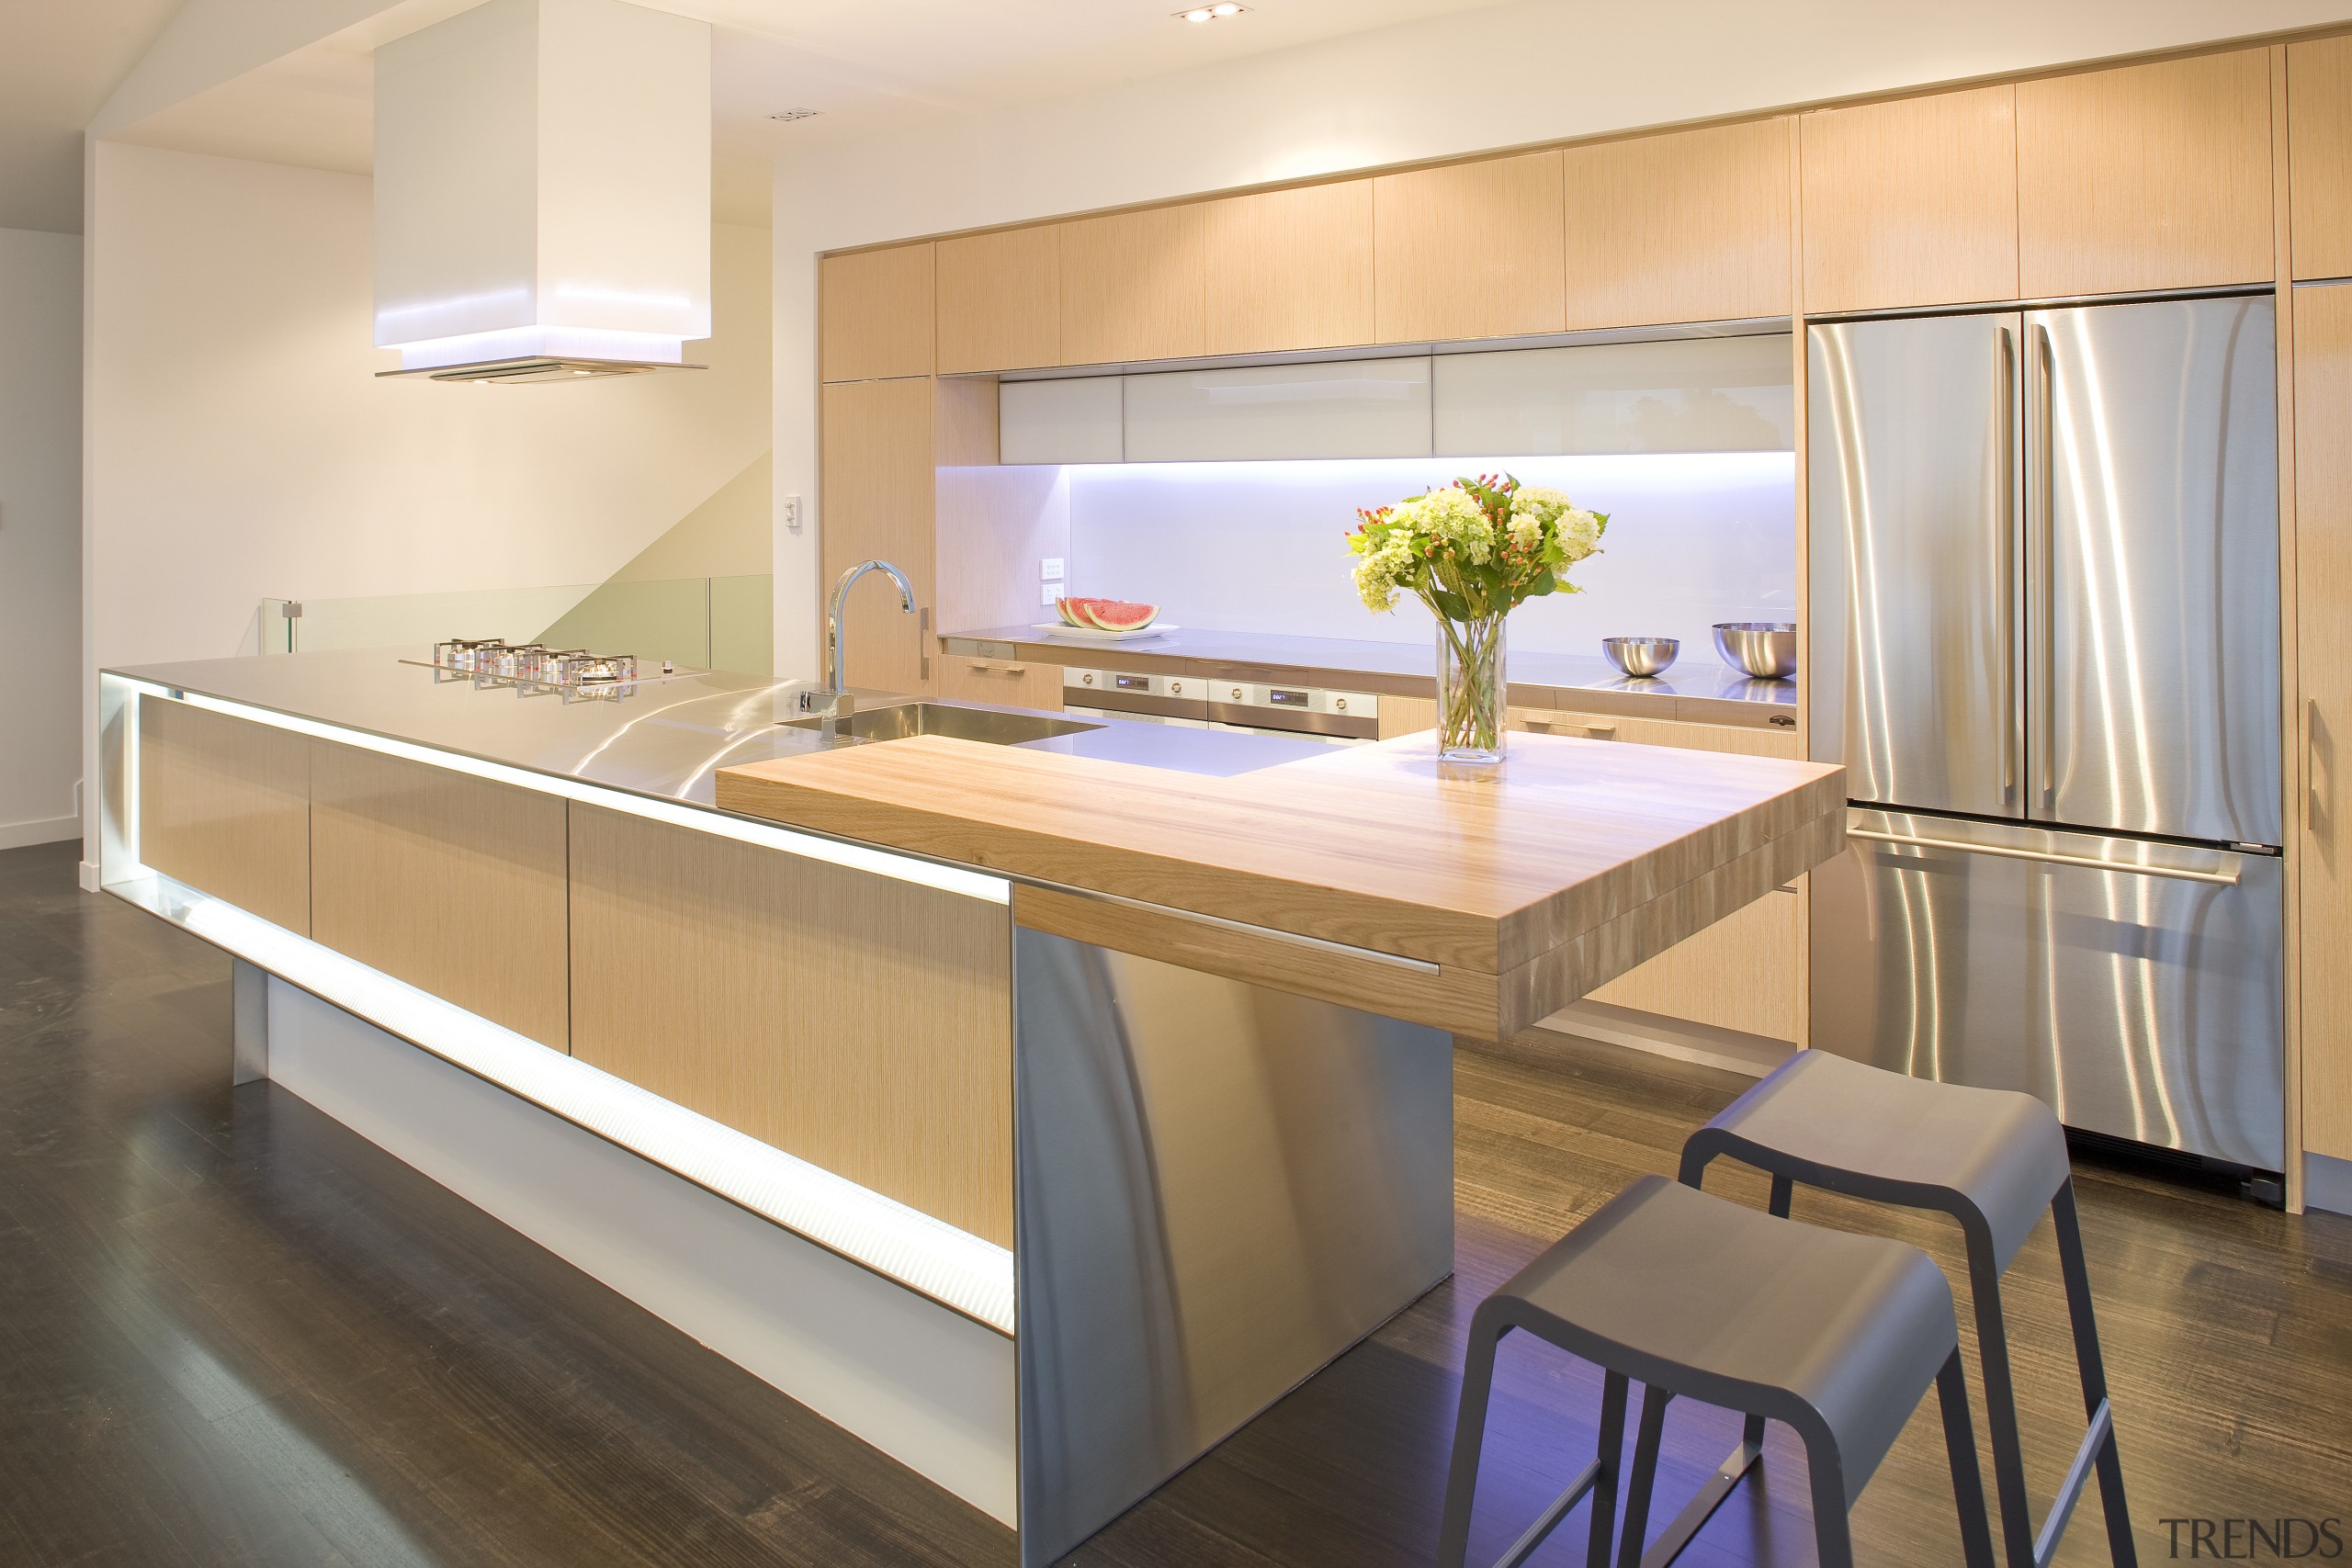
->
{"left": 277, "top": 575, "right": 774, "bottom": 675}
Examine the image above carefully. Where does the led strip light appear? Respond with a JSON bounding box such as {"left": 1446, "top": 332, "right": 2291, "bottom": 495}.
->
{"left": 107, "top": 680, "right": 1015, "bottom": 1332}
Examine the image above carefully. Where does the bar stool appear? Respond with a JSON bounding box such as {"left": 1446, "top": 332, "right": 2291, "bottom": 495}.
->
{"left": 1438, "top": 1174, "right": 1996, "bottom": 1568}
{"left": 1679, "top": 1050, "right": 2135, "bottom": 1568}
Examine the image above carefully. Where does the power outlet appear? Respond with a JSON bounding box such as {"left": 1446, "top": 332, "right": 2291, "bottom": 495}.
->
{"left": 1040, "top": 558, "right": 1064, "bottom": 581}
{"left": 784, "top": 494, "right": 803, "bottom": 534}
{"left": 1040, "top": 581, "right": 1064, "bottom": 607}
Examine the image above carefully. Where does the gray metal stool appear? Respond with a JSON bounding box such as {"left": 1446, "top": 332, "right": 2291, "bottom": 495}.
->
{"left": 1679, "top": 1050, "right": 2134, "bottom": 1568}
{"left": 1439, "top": 1174, "right": 1996, "bottom": 1568}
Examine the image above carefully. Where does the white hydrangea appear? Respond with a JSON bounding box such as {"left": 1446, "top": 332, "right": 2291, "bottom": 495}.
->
{"left": 1410, "top": 486, "right": 1495, "bottom": 565}
{"left": 1559, "top": 506, "right": 1605, "bottom": 558}
{"left": 1351, "top": 534, "right": 1419, "bottom": 613}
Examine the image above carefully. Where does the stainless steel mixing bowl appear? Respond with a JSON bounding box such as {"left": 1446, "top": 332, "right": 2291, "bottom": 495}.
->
{"left": 1600, "top": 637, "right": 1679, "bottom": 676}
{"left": 1712, "top": 622, "right": 1798, "bottom": 679}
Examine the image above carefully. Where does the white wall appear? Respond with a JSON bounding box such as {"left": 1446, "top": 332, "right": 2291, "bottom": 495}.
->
{"left": 0, "top": 227, "right": 84, "bottom": 850}
{"left": 771, "top": 0, "right": 2352, "bottom": 675}
{"left": 85, "top": 141, "right": 771, "bottom": 866}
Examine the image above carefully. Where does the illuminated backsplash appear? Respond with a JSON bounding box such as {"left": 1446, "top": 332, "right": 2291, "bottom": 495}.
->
{"left": 1061, "top": 451, "right": 1795, "bottom": 660}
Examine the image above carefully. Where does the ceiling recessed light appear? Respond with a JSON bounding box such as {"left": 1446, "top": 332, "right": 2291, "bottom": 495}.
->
{"left": 1176, "top": 3, "right": 1245, "bottom": 19}
{"left": 767, "top": 107, "right": 822, "bottom": 123}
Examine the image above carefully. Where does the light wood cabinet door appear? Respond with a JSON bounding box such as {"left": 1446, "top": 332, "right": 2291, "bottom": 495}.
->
{"left": 1059, "top": 205, "right": 1207, "bottom": 366}
{"left": 1204, "top": 180, "right": 1375, "bottom": 355}
{"left": 820, "top": 378, "right": 935, "bottom": 695}
{"left": 2297, "top": 282, "right": 2352, "bottom": 1161}
{"left": 937, "top": 226, "right": 1059, "bottom": 374}
{"left": 309, "top": 741, "right": 571, "bottom": 1050}
{"left": 1800, "top": 85, "right": 2020, "bottom": 312}
{"left": 936, "top": 656, "right": 1065, "bottom": 712}
{"left": 137, "top": 696, "right": 311, "bottom": 934}
{"left": 2290, "top": 37, "right": 2352, "bottom": 281}
{"left": 820, "top": 243, "right": 934, "bottom": 383}
{"left": 2017, "top": 50, "right": 2274, "bottom": 298}
{"left": 1560, "top": 118, "right": 1792, "bottom": 330}
{"left": 569, "top": 805, "right": 1014, "bottom": 1245}
{"left": 1374, "top": 151, "right": 1566, "bottom": 344}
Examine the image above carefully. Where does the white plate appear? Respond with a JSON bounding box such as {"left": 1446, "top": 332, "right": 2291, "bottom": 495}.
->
{"left": 1033, "top": 621, "right": 1177, "bottom": 642}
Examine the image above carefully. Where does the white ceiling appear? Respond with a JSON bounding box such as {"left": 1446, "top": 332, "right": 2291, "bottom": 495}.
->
{"left": 0, "top": 0, "right": 187, "bottom": 232}
{"left": 94, "top": 0, "right": 1530, "bottom": 226}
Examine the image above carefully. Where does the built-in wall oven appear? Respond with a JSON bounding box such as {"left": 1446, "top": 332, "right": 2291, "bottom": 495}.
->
{"left": 1061, "top": 667, "right": 1379, "bottom": 744}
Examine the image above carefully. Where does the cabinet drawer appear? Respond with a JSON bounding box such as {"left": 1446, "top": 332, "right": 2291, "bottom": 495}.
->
{"left": 937, "top": 657, "right": 1065, "bottom": 712}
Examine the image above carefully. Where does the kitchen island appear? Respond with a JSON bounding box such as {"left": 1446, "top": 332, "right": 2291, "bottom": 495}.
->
{"left": 96, "top": 649, "right": 1841, "bottom": 1566}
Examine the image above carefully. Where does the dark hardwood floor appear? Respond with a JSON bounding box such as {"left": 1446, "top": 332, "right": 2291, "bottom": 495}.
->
{"left": 4, "top": 837, "right": 2346, "bottom": 1566}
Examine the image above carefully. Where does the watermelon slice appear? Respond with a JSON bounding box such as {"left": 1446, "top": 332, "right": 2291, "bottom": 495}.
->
{"left": 1081, "top": 600, "right": 1160, "bottom": 632}
{"left": 1055, "top": 595, "right": 1105, "bottom": 627}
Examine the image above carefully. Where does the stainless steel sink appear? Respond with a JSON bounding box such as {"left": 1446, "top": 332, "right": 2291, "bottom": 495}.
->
{"left": 784, "top": 701, "right": 1102, "bottom": 746}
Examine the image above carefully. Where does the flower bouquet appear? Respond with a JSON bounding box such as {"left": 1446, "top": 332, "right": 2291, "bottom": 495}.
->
{"left": 1348, "top": 476, "right": 1606, "bottom": 762}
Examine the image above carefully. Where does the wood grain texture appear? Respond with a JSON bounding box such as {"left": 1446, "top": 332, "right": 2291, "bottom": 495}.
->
{"left": 821, "top": 377, "right": 936, "bottom": 695}
{"left": 1204, "top": 180, "right": 1376, "bottom": 355}
{"left": 1059, "top": 205, "right": 1207, "bottom": 366}
{"left": 1377, "top": 694, "right": 1438, "bottom": 740}
{"left": 2296, "top": 280, "right": 2352, "bottom": 1162}
{"left": 2017, "top": 50, "right": 2275, "bottom": 297}
{"left": 936, "top": 227, "right": 1060, "bottom": 374}
{"left": 308, "top": 740, "right": 570, "bottom": 1050}
{"left": 2290, "top": 36, "right": 2352, "bottom": 281}
{"left": 933, "top": 657, "right": 1065, "bottom": 713}
{"left": 1560, "top": 118, "right": 1792, "bottom": 330}
{"left": 821, "top": 244, "right": 935, "bottom": 383}
{"left": 1800, "top": 85, "right": 2020, "bottom": 312}
{"left": 1374, "top": 151, "right": 1566, "bottom": 344}
{"left": 1516, "top": 706, "right": 1804, "bottom": 1038}
{"left": 567, "top": 805, "right": 1014, "bottom": 1245}
{"left": 136, "top": 696, "right": 311, "bottom": 935}
{"left": 717, "top": 732, "right": 1844, "bottom": 1038}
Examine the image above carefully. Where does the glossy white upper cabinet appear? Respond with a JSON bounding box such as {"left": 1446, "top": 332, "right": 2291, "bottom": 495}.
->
{"left": 1000, "top": 376, "right": 1124, "bottom": 464}
{"left": 1433, "top": 334, "right": 1793, "bottom": 456}
{"left": 1123, "top": 358, "right": 1432, "bottom": 462}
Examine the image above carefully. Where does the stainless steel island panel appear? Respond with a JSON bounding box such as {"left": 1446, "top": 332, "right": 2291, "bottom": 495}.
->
{"left": 1012, "top": 930, "right": 1453, "bottom": 1568}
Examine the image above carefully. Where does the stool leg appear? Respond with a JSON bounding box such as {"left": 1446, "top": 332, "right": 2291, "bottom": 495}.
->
{"left": 1586, "top": 1371, "right": 1631, "bottom": 1568}
{"left": 1937, "top": 1348, "right": 1999, "bottom": 1568}
{"left": 2052, "top": 1182, "right": 2138, "bottom": 1568}
{"left": 1965, "top": 1238, "right": 2040, "bottom": 1568}
{"left": 1438, "top": 1315, "right": 1505, "bottom": 1568}
{"left": 1613, "top": 1386, "right": 1673, "bottom": 1568}
{"left": 1804, "top": 1438, "right": 1856, "bottom": 1568}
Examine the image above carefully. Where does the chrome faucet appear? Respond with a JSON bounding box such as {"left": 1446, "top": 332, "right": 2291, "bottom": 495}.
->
{"left": 819, "top": 558, "right": 917, "bottom": 716}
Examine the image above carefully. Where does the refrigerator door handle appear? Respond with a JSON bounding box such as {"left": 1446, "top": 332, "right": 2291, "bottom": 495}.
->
{"left": 2030, "top": 321, "right": 2056, "bottom": 811}
{"left": 1997, "top": 324, "right": 2018, "bottom": 805}
{"left": 1848, "top": 827, "right": 2243, "bottom": 885}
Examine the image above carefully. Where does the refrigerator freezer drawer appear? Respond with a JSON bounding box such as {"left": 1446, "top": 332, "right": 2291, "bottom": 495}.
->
{"left": 1812, "top": 810, "right": 2283, "bottom": 1171}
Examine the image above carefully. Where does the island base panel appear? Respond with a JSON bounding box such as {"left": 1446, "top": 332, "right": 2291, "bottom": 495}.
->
{"left": 1014, "top": 931, "right": 1453, "bottom": 1567}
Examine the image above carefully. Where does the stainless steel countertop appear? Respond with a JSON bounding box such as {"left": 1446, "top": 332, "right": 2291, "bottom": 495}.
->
{"left": 107, "top": 649, "right": 1340, "bottom": 809}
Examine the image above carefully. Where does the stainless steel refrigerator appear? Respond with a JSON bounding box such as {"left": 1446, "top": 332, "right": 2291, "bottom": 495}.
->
{"left": 1807, "top": 296, "right": 2285, "bottom": 1171}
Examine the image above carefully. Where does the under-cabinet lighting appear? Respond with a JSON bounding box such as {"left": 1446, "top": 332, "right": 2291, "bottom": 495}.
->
{"left": 166, "top": 886, "right": 1016, "bottom": 1332}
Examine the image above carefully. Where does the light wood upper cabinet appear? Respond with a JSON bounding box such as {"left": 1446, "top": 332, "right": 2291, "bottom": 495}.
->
{"left": 937, "top": 226, "right": 1060, "bottom": 374}
{"left": 820, "top": 377, "right": 935, "bottom": 694}
{"left": 2017, "top": 50, "right": 2273, "bottom": 298}
{"left": 1204, "top": 180, "right": 1375, "bottom": 355}
{"left": 1800, "top": 86, "right": 2020, "bottom": 312}
{"left": 1374, "top": 150, "right": 1566, "bottom": 344}
{"left": 2290, "top": 37, "right": 2352, "bottom": 281}
{"left": 820, "top": 243, "right": 934, "bottom": 383}
{"left": 2297, "top": 281, "right": 2352, "bottom": 1161}
{"left": 1560, "top": 118, "right": 1792, "bottom": 330}
{"left": 1059, "top": 205, "right": 1207, "bottom": 366}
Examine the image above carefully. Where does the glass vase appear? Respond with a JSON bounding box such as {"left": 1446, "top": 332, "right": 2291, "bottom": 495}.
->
{"left": 1435, "top": 612, "right": 1508, "bottom": 763}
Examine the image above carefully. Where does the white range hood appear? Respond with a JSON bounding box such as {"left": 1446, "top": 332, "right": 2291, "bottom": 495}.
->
{"left": 373, "top": 0, "right": 713, "bottom": 381}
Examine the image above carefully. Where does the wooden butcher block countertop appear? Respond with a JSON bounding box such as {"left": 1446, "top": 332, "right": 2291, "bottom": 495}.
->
{"left": 715, "top": 731, "right": 1845, "bottom": 1039}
